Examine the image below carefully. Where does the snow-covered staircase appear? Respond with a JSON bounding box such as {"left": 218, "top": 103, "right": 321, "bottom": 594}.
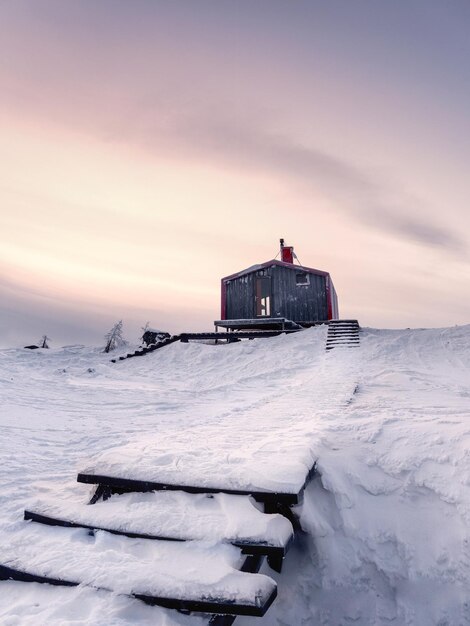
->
{"left": 326, "top": 319, "right": 360, "bottom": 350}
{"left": 110, "top": 334, "right": 182, "bottom": 362}
{"left": 0, "top": 527, "right": 276, "bottom": 616}
{"left": 23, "top": 490, "right": 293, "bottom": 567}
{"left": 0, "top": 448, "right": 316, "bottom": 622}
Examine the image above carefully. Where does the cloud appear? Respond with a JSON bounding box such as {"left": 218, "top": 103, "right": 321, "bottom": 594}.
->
{"left": 0, "top": 1, "right": 465, "bottom": 257}
{"left": 362, "top": 207, "right": 466, "bottom": 252}
{"left": 120, "top": 106, "right": 467, "bottom": 256}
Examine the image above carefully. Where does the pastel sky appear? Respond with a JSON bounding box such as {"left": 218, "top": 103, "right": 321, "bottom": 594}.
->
{"left": 1, "top": 1, "right": 469, "bottom": 347}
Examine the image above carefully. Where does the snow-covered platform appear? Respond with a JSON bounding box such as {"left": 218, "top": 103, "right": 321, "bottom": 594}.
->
{"left": 77, "top": 434, "right": 317, "bottom": 506}
{"left": 0, "top": 525, "right": 277, "bottom": 616}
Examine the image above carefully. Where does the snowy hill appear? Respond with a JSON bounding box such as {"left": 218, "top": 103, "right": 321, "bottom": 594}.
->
{"left": 0, "top": 325, "right": 469, "bottom": 625}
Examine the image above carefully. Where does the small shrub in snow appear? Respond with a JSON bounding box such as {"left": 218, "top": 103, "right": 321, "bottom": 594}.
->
{"left": 103, "top": 321, "right": 127, "bottom": 353}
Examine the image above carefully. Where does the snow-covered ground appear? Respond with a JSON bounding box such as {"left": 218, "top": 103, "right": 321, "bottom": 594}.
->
{"left": 0, "top": 324, "right": 469, "bottom": 625}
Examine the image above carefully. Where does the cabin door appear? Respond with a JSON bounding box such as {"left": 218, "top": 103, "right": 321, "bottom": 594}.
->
{"left": 255, "top": 276, "right": 271, "bottom": 317}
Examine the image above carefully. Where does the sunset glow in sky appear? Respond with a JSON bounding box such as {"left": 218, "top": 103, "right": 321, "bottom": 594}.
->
{"left": 1, "top": 1, "right": 469, "bottom": 346}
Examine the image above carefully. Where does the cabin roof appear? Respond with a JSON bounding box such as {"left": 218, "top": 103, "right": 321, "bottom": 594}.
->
{"left": 221, "top": 259, "right": 330, "bottom": 282}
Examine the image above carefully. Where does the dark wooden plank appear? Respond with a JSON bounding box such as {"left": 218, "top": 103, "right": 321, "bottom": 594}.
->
{"left": 215, "top": 318, "right": 287, "bottom": 328}
{"left": 327, "top": 337, "right": 360, "bottom": 341}
{"left": 180, "top": 331, "right": 299, "bottom": 342}
{"left": 133, "top": 588, "right": 277, "bottom": 616}
{"left": 76, "top": 472, "right": 307, "bottom": 506}
{"left": 23, "top": 510, "right": 183, "bottom": 542}
{"left": 0, "top": 564, "right": 277, "bottom": 617}
{"left": 0, "top": 564, "right": 77, "bottom": 587}
{"left": 23, "top": 510, "right": 290, "bottom": 559}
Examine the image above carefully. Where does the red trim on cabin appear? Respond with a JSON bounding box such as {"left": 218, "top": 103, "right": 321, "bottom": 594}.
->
{"left": 221, "top": 259, "right": 329, "bottom": 283}
{"left": 325, "top": 275, "right": 339, "bottom": 319}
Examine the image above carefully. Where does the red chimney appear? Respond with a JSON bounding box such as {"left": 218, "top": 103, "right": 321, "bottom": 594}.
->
{"left": 280, "top": 238, "right": 294, "bottom": 264}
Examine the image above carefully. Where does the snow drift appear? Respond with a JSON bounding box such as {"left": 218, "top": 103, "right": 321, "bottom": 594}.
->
{"left": 0, "top": 324, "right": 469, "bottom": 625}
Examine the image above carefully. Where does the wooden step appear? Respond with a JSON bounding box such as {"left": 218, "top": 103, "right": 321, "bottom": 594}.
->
{"left": 327, "top": 337, "right": 360, "bottom": 342}
{"left": 327, "top": 327, "right": 360, "bottom": 331}
{"left": 326, "top": 339, "right": 361, "bottom": 346}
{"left": 77, "top": 441, "right": 317, "bottom": 507}
{"left": 24, "top": 490, "right": 293, "bottom": 559}
{"left": 327, "top": 337, "right": 360, "bottom": 341}
{"left": 0, "top": 525, "right": 277, "bottom": 616}
{"left": 77, "top": 471, "right": 311, "bottom": 506}
{"left": 327, "top": 340, "right": 360, "bottom": 344}
{"left": 328, "top": 327, "right": 359, "bottom": 331}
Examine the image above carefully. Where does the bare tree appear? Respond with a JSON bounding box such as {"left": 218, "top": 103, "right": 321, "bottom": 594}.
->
{"left": 103, "top": 321, "right": 126, "bottom": 353}
{"left": 40, "top": 335, "right": 50, "bottom": 349}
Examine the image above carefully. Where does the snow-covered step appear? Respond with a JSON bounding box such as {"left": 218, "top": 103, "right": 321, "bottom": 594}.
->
{"left": 24, "top": 490, "right": 294, "bottom": 558}
{"left": 327, "top": 335, "right": 360, "bottom": 340}
{"left": 0, "top": 525, "right": 277, "bottom": 616}
{"left": 326, "top": 339, "right": 360, "bottom": 344}
{"left": 326, "top": 341, "right": 360, "bottom": 349}
{"left": 326, "top": 337, "right": 360, "bottom": 341}
{"left": 77, "top": 437, "right": 317, "bottom": 506}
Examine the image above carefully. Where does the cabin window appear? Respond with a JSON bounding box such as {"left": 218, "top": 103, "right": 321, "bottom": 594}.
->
{"left": 256, "top": 277, "right": 271, "bottom": 316}
{"left": 296, "top": 272, "right": 310, "bottom": 286}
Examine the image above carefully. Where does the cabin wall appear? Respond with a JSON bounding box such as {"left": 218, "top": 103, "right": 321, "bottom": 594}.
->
{"left": 270, "top": 265, "right": 328, "bottom": 322}
{"left": 224, "top": 264, "right": 329, "bottom": 322}
{"left": 224, "top": 273, "right": 257, "bottom": 319}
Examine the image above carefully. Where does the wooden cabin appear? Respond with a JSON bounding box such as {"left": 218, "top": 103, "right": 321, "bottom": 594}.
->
{"left": 217, "top": 240, "right": 338, "bottom": 330}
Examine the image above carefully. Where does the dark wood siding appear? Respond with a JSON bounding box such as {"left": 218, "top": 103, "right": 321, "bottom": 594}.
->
{"left": 270, "top": 265, "right": 327, "bottom": 322}
{"left": 224, "top": 264, "right": 328, "bottom": 322}
{"left": 225, "top": 272, "right": 256, "bottom": 319}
